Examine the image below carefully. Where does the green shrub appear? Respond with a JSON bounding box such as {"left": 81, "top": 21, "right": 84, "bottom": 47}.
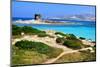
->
{"left": 15, "top": 40, "right": 54, "bottom": 54}
{"left": 12, "top": 25, "right": 22, "bottom": 35}
{"left": 21, "top": 26, "right": 45, "bottom": 34}
{"left": 38, "top": 33, "right": 48, "bottom": 37}
{"left": 55, "top": 32, "right": 77, "bottom": 40}
{"left": 63, "top": 40, "right": 82, "bottom": 49}
{"left": 56, "top": 37, "right": 65, "bottom": 43}
{"left": 55, "top": 32, "right": 66, "bottom": 36}
{"left": 12, "top": 25, "right": 46, "bottom": 36}
{"left": 66, "top": 34, "right": 77, "bottom": 40}
{"left": 79, "top": 37, "right": 86, "bottom": 40}
{"left": 14, "top": 40, "right": 63, "bottom": 58}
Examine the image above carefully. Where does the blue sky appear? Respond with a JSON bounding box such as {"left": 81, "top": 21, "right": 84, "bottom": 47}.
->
{"left": 12, "top": 0, "right": 96, "bottom": 18}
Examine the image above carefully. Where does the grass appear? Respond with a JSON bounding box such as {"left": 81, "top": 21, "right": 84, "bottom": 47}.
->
{"left": 12, "top": 40, "right": 63, "bottom": 65}
{"left": 54, "top": 50, "right": 96, "bottom": 63}
{"left": 63, "top": 40, "right": 83, "bottom": 49}
{"left": 55, "top": 32, "right": 66, "bottom": 37}
{"left": 15, "top": 40, "right": 59, "bottom": 55}
{"left": 55, "top": 32, "right": 77, "bottom": 39}
{"left": 12, "top": 35, "right": 22, "bottom": 39}
{"left": 37, "top": 33, "right": 48, "bottom": 37}
{"left": 12, "top": 25, "right": 47, "bottom": 37}
{"left": 12, "top": 47, "right": 48, "bottom": 65}
{"left": 12, "top": 25, "right": 95, "bottom": 65}
{"left": 55, "top": 32, "right": 84, "bottom": 49}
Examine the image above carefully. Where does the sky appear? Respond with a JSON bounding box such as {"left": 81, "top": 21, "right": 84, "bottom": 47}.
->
{"left": 12, "top": 0, "right": 96, "bottom": 18}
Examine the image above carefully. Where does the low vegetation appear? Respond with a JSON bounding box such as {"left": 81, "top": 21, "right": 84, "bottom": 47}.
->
{"left": 12, "top": 46, "right": 48, "bottom": 65}
{"left": 63, "top": 40, "right": 83, "bottom": 49}
{"left": 21, "top": 26, "right": 45, "bottom": 34}
{"left": 12, "top": 25, "right": 48, "bottom": 37}
{"left": 55, "top": 50, "right": 96, "bottom": 63}
{"left": 12, "top": 25, "right": 96, "bottom": 65}
{"left": 56, "top": 37, "right": 65, "bottom": 44}
{"left": 12, "top": 40, "right": 63, "bottom": 65}
{"left": 55, "top": 33, "right": 83, "bottom": 49}
{"left": 15, "top": 40, "right": 55, "bottom": 55}
{"left": 79, "top": 37, "right": 86, "bottom": 40}
{"left": 12, "top": 25, "right": 22, "bottom": 35}
{"left": 55, "top": 32, "right": 77, "bottom": 39}
{"left": 37, "top": 33, "right": 48, "bottom": 37}
{"left": 66, "top": 34, "right": 77, "bottom": 40}
{"left": 55, "top": 32, "right": 66, "bottom": 36}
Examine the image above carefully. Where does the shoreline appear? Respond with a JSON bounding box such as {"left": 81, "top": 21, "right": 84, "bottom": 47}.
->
{"left": 12, "top": 24, "right": 96, "bottom": 41}
{"left": 13, "top": 22, "right": 83, "bottom": 25}
{"left": 13, "top": 19, "right": 84, "bottom": 25}
{"left": 12, "top": 28, "right": 96, "bottom": 47}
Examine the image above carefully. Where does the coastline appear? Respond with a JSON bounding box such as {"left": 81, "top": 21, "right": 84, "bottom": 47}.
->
{"left": 12, "top": 21, "right": 96, "bottom": 41}
{"left": 13, "top": 19, "right": 83, "bottom": 25}
{"left": 12, "top": 28, "right": 96, "bottom": 47}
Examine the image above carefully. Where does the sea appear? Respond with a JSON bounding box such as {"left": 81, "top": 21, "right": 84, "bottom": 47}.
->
{"left": 12, "top": 18, "right": 96, "bottom": 41}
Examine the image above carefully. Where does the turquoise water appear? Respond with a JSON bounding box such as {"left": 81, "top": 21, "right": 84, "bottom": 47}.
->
{"left": 15, "top": 24, "right": 96, "bottom": 41}
{"left": 33, "top": 25, "right": 95, "bottom": 41}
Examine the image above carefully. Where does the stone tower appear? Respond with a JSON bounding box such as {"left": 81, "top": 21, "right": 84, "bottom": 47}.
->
{"left": 34, "top": 14, "right": 41, "bottom": 21}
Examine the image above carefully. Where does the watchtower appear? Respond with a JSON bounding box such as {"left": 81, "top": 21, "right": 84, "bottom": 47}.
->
{"left": 34, "top": 14, "right": 41, "bottom": 21}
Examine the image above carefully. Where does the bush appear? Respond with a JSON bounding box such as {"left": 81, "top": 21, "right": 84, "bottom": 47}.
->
{"left": 15, "top": 40, "right": 54, "bottom": 54}
{"left": 21, "top": 26, "right": 45, "bottom": 34}
{"left": 12, "top": 25, "right": 22, "bottom": 35}
{"left": 38, "top": 33, "right": 48, "bottom": 37}
{"left": 66, "top": 34, "right": 77, "bottom": 40}
{"left": 56, "top": 37, "right": 65, "bottom": 43}
{"left": 79, "top": 37, "right": 86, "bottom": 40}
{"left": 12, "top": 25, "right": 46, "bottom": 36}
{"left": 55, "top": 32, "right": 66, "bottom": 36}
{"left": 63, "top": 40, "right": 82, "bottom": 49}
{"left": 55, "top": 32, "right": 77, "bottom": 40}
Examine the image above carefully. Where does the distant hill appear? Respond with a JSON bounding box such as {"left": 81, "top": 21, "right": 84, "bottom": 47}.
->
{"left": 48, "top": 14, "right": 95, "bottom": 21}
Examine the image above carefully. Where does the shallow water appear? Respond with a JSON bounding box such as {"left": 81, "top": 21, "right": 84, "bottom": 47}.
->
{"left": 14, "top": 23, "right": 96, "bottom": 41}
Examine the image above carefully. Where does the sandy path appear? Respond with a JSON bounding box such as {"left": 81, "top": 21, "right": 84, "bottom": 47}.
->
{"left": 12, "top": 35, "right": 94, "bottom": 64}
{"left": 12, "top": 35, "right": 72, "bottom": 51}
{"left": 43, "top": 47, "right": 93, "bottom": 64}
